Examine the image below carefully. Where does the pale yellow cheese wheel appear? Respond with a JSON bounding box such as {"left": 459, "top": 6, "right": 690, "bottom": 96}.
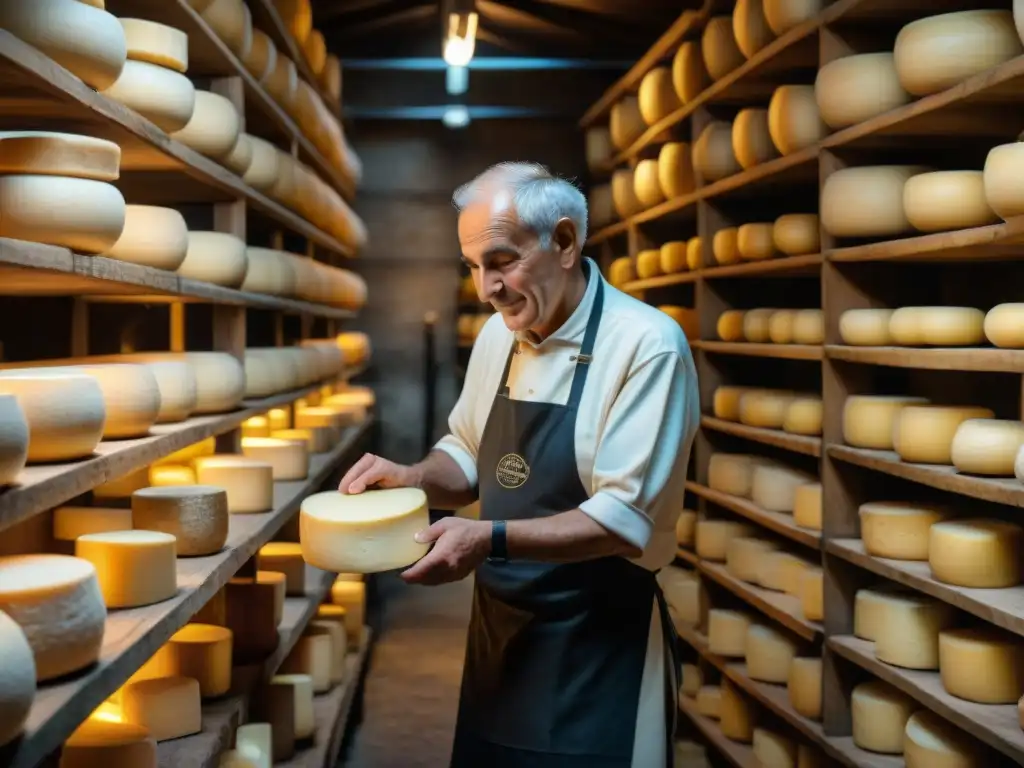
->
{"left": 787, "top": 657, "right": 822, "bottom": 720}
{"left": 633, "top": 159, "right": 665, "bottom": 208}
{"left": 585, "top": 127, "right": 612, "bottom": 171}
{"left": 874, "top": 591, "right": 956, "bottom": 669}
{"left": 985, "top": 303, "right": 1024, "bottom": 348}
{"left": 888, "top": 306, "right": 984, "bottom": 346}
{"left": 695, "top": 686, "right": 721, "bottom": 719}
{"left": 0, "top": 131, "right": 121, "bottom": 182}
{"left": 733, "top": 0, "right": 774, "bottom": 59}
{"left": 858, "top": 501, "right": 951, "bottom": 560}
{"left": 304, "top": 29, "right": 326, "bottom": 76}
{"left": 713, "top": 385, "right": 753, "bottom": 420}
{"left": 717, "top": 309, "right": 745, "bottom": 341}
{"left": 679, "top": 664, "right": 702, "bottom": 698}
{"left": 177, "top": 231, "right": 248, "bottom": 287}
{"left": 894, "top": 10, "right": 1021, "bottom": 97}
{"left": 792, "top": 309, "right": 824, "bottom": 344}
{"left": 815, "top": 53, "right": 910, "bottom": 129}
{"left": 843, "top": 395, "right": 929, "bottom": 449}
{"left": 693, "top": 121, "right": 741, "bottom": 182}
{"left": 764, "top": 0, "right": 823, "bottom": 35}
{"left": 708, "top": 608, "right": 755, "bottom": 657}
{"left": 607, "top": 256, "right": 636, "bottom": 288}
{"left": 719, "top": 680, "right": 756, "bottom": 743}
{"left": 223, "top": 133, "right": 253, "bottom": 176}
{"left": 635, "top": 249, "right": 662, "bottom": 280}
{"left": 120, "top": 18, "right": 188, "bottom": 73}
{"left": 851, "top": 681, "right": 916, "bottom": 753}
{"left": 675, "top": 509, "right": 698, "bottom": 548}
{"left": 658, "top": 142, "right": 695, "bottom": 199}
{"left": 737, "top": 223, "right": 776, "bottom": 261}
{"left": 712, "top": 227, "right": 740, "bottom": 265}
{"left": 243, "top": 135, "right": 280, "bottom": 192}
{"left": 893, "top": 405, "right": 994, "bottom": 464}
{"left": 938, "top": 627, "right": 1024, "bottom": 704}
{"left": 696, "top": 519, "right": 757, "bottom": 561}
{"left": 839, "top": 309, "right": 894, "bottom": 346}
{"left": 708, "top": 453, "right": 774, "bottom": 497}
{"left": 243, "top": 29, "right": 276, "bottom": 82}
{"left": 638, "top": 66, "right": 681, "bottom": 126}
{"left": 611, "top": 168, "right": 642, "bottom": 219}
{"left": 767, "top": 310, "right": 796, "bottom": 343}
{"left": 732, "top": 108, "right": 779, "bottom": 170}
{"left": 686, "top": 236, "right": 703, "bottom": 270}
{"left": 903, "top": 709, "right": 993, "bottom": 768}
{"left": 0, "top": 610, "right": 34, "bottom": 747}
{"left": 821, "top": 165, "right": 931, "bottom": 237}
{"left": 783, "top": 396, "right": 822, "bottom": 435}
{"left": 609, "top": 96, "right": 645, "bottom": 150}
{"left": 742, "top": 308, "right": 775, "bottom": 342}
{"left": 201, "top": 0, "right": 252, "bottom": 59}
{"left": 903, "top": 171, "right": 998, "bottom": 232}
{"left": 739, "top": 389, "right": 795, "bottom": 429}
{"left": 951, "top": 418, "right": 1024, "bottom": 476}
{"left": 702, "top": 16, "right": 745, "bottom": 81}
{"left": 793, "top": 483, "right": 821, "bottom": 530}
{"left": 100, "top": 59, "right": 196, "bottom": 133}
{"left": 726, "top": 536, "right": 778, "bottom": 582}
{"left": 772, "top": 213, "right": 818, "bottom": 255}
{"left": 983, "top": 142, "right": 1024, "bottom": 220}
{"left": 103, "top": 205, "right": 188, "bottom": 271}
{"left": 767, "top": 85, "right": 825, "bottom": 155}
{"left": 799, "top": 566, "right": 823, "bottom": 621}
{"left": 171, "top": 90, "right": 240, "bottom": 160}
{"left": 753, "top": 729, "right": 796, "bottom": 768}
{"left": 660, "top": 241, "right": 688, "bottom": 273}
{"left": 929, "top": 518, "right": 1022, "bottom": 588}
{"left": 746, "top": 623, "right": 801, "bottom": 683}
{"left": 854, "top": 586, "right": 907, "bottom": 641}
{"left": 671, "top": 41, "right": 708, "bottom": 103}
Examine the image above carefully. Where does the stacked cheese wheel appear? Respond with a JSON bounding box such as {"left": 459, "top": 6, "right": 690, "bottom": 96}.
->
{"left": 707, "top": 452, "right": 820, "bottom": 523}
{"left": 713, "top": 386, "right": 823, "bottom": 437}
{"left": 659, "top": 565, "right": 705, "bottom": 628}
{"left": 839, "top": 306, "right": 984, "bottom": 347}
{"left": 336, "top": 332, "right": 372, "bottom": 368}
{"left": 716, "top": 308, "right": 824, "bottom": 345}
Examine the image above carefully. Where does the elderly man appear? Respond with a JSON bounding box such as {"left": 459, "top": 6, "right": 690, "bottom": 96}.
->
{"left": 338, "top": 161, "right": 699, "bottom": 767}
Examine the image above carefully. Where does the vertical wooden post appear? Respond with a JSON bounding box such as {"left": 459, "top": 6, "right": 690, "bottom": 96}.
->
{"left": 170, "top": 302, "right": 186, "bottom": 352}
{"left": 71, "top": 298, "right": 89, "bottom": 357}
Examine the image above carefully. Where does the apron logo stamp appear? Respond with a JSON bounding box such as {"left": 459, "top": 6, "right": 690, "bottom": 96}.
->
{"left": 495, "top": 453, "right": 530, "bottom": 489}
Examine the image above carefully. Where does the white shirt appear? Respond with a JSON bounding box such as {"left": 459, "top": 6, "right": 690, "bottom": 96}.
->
{"left": 435, "top": 257, "right": 700, "bottom": 572}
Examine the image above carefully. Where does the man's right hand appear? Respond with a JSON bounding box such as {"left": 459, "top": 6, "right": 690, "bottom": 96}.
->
{"left": 337, "top": 452, "right": 420, "bottom": 495}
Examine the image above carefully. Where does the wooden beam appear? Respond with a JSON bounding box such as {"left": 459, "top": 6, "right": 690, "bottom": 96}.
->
{"left": 316, "top": 0, "right": 399, "bottom": 21}
{"left": 475, "top": 0, "right": 581, "bottom": 37}
{"left": 499, "top": 0, "right": 652, "bottom": 43}
{"left": 324, "top": 2, "right": 438, "bottom": 36}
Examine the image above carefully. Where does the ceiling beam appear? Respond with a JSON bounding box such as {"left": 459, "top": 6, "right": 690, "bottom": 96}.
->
{"left": 499, "top": 0, "right": 651, "bottom": 43}
{"left": 316, "top": 0, "right": 399, "bottom": 22}
{"left": 475, "top": 0, "right": 582, "bottom": 38}
{"left": 326, "top": 3, "right": 438, "bottom": 37}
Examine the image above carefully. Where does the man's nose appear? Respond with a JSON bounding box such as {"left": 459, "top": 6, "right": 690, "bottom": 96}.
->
{"left": 476, "top": 268, "right": 500, "bottom": 300}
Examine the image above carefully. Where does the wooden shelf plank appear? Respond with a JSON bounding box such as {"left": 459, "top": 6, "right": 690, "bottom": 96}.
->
{"left": 827, "top": 444, "right": 1024, "bottom": 508}
{"left": 676, "top": 547, "right": 700, "bottom": 568}
{"left": 702, "top": 254, "right": 823, "bottom": 280}
{"left": 827, "top": 539, "right": 1024, "bottom": 640}
{"left": 829, "top": 635, "right": 1024, "bottom": 764}
{"left": 825, "top": 345, "right": 1024, "bottom": 373}
{"left": 700, "top": 416, "right": 822, "bottom": 458}
{"left": 0, "top": 31, "right": 352, "bottom": 257}
{"left": 5, "top": 423, "right": 370, "bottom": 768}
{"left": 685, "top": 482, "right": 821, "bottom": 549}
{"left": 622, "top": 270, "right": 701, "bottom": 292}
{"left": 695, "top": 341, "right": 823, "bottom": 361}
{"left": 698, "top": 561, "right": 822, "bottom": 642}
{"left": 677, "top": 695, "right": 758, "bottom": 768}
{"left": 0, "top": 239, "right": 355, "bottom": 317}
{"left": 826, "top": 220, "right": 1024, "bottom": 264}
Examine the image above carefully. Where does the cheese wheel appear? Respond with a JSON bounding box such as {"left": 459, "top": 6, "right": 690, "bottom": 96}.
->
{"left": 638, "top": 66, "right": 681, "bottom": 125}
{"left": 757, "top": 551, "right": 810, "bottom": 593}
{"left": 888, "top": 306, "right": 985, "bottom": 347}
{"left": 273, "top": 427, "right": 332, "bottom": 454}
{"left": 821, "top": 165, "right": 932, "bottom": 237}
{"left": 839, "top": 309, "right": 894, "bottom": 346}
{"left": 719, "top": 680, "right": 756, "bottom": 742}
{"left": 154, "top": 437, "right": 215, "bottom": 467}
{"left": 712, "top": 227, "right": 740, "bottom": 265}
{"left": 0, "top": 175, "right": 125, "bottom": 254}
{"left": 939, "top": 627, "right": 1024, "bottom": 704}
{"left": 732, "top": 109, "right": 779, "bottom": 170}
{"left": 269, "top": 673, "right": 315, "bottom": 741}
{"left": 658, "top": 142, "right": 695, "bottom": 200}
{"left": 194, "top": 456, "right": 274, "bottom": 513}
{"left": 751, "top": 464, "right": 814, "bottom": 512}
{"left": 746, "top": 623, "right": 801, "bottom": 683}
{"left": 243, "top": 136, "right": 281, "bottom": 191}
{"left": 171, "top": 90, "right": 240, "bottom": 160}
{"left": 304, "top": 29, "right": 326, "bottom": 75}
{"left": 874, "top": 591, "right": 956, "bottom": 669}
{"left": 742, "top": 308, "right": 775, "bottom": 342}
{"left": 119, "top": 18, "right": 187, "bottom": 73}
{"left": 853, "top": 586, "right": 906, "bottom": 641}
{"left": 799, "top": 566, "right": 823, "bottom": 621}
{"left": 696, "top": 519, "right": 757, "bottom": 561}
{"left": 726, "top": 537, "right": 779, "bottom": 582}
{"left": 894, "top": 405, "right": 994, "bottom": 464}
{"left": 608, "top": 256, "right": 636, "bottom": 287}
{"left": 585, "top": 127, "right": 612, "bottom": 171}
{"left": 984, "top": 134, "right": 1024, "bottom": 225}
{"left": 702, "top": 16, "right": 744, "bottom": 81}
{"left": 315, "top": 605, "right": 349, "bottom": 659}
{"left": 265, "top": 55, "right": 298, "bottom": 110}
{"left": 53, "top": 506, "right": 132, "bottom": 541}
{"left": 259, "top": 542, "right": 306, "bottom": 596}
{"left": 708, "top": 608, "right": 755, "bottom": 657}
{"left": 733, "top": 0, "right": 774, "bottom": 59}
{"left": 153, "top": 623, "right": 232, "bottom": 697}
{"left": 233, "top": 723, "right": 272, "bottom": 768}
{"left": 0, "top": 131, "right": 120, "bottom": 181}
{"left": 951, "top": 418, "right": 1024, "bottom": 476}
{"left": 679, "top": 663, "right": 702, "bottom": 697}
{"left": 101, "top": 59, "right": 196, "bottom": 133}
{"left": 331, "top": 578, "right": 366, "bottom": 647}
{"left": 101, "top": 205, "right": 188, "bottom": 271}
{"left": 717, "top": 310, "right": 745, "bottom": 341}
{"left": 708, "top": 453, "right": 774, "bottom": 497}
{"left": 309, "top": 619, "right": 346, "bottom": 684}
{"left": 696, "top": 686, "right": 721, "bottom": 718}
{"left": 633, "top": 159, "right": 665, "bottom": 208}
{"left": 201, "top": 0, "right": 252, "bottom": 58}
{"left": 671, "top": 41, "right": 708, "bottom": 103}
{"left": 903, "top": 171, "right": 998, "bottom": 232}
{"left": 131, "top": 485, "right": 229, "bottom": 556}
{"left": 843, "top": 395, "right": 929, "bottom": 449}
{"left": 176, "top": 231, "right": 247, "bottom": 287}
{"left": 851, "top": 681, "right": 915, "bottom": 754}
{"left": 752, "top": 729, "right": 796, "bottom": 768}
{"left": 894, "top": 10, "right": 1021, "bottom": 97}
{"left": 75, "top": 530, "right": 176, "bottom": 609}
{"left": 904, "top": 709, "right": 992, "bottom": 768}
{"left": 120, "top": 676, "right": 201, "bottom": 741}
{"left": 660, "top": 241, "right": 688, "bottom": 273}
{"left": 611, "top": 169, "right": 642, "bottom": 219}
{"left": 59, "top": 719, "right": 156, "bottom": 768}
{"left": 793, "top": 483, "right": 821, "bottom": 530}
{"left": 815, "top": 53, "right": 910, "bottom": 128}
{"left": 242, "top": 248, "right": 297, "bottom": 296}
{"left": 0, "top": 372, "right": 106, "bottom": 462}
{"left": 686, "top": 237, "right": 703, "bottom": 270}
{"left": 0, "top": 395, "right": 28, "bottom": 487}
{"left": 739, "top": 389, "right": 794, "bottom": 428}
{"left": 929, "top": 518, "right": 1022, "bottom": 588}
{"left": 0, "top": 555, "right": 105, "bottom": 681}
{"left": 280, "top": 633, "right": 332, "bottom": 693}
{"left": 858, "top": 501, "right": 950, "bottom": 560}
{"left": 764, "top": 0, "right": 823, "bottom": 35}
{"left": 772, "top": 213, "right": 819, "bottom": 256}
{"left": 737, "top": 223, "right": 776, "bottom": 261}
{"left": 0, "top": 0, "right": 127, "bottom": 90}
{"left": 984, "top": 303, "right": 1024, "bottom": 348}
{"left": 783, "top": 397, "right": 822, "bottom": 435}
{"left": 243, "top": 28, "right": 276, "bottom": 81}
{"left": 0, "top": 610, "right": 34, "bottom": 747}
{"left": 713, "top": 385, "right": 752, "bottom": 421}
{"left": 767, "top": 85, "right": 825, "bottom": 155}
{"left": 693, "top": 121, "right": 741, "bottom": 182}
{"left": 223, "top": 133, "right": 253, "bottom": 176}
{"left": 241, "top": 436, "right": 309, "bottom": 481}
{"left": 791, "top": 309, "right": 823, "bottom": 344}
{"left": 300, "top": 488, "right": 430, "bottom": 573}
{"left": 609, "top": 96, "right": 644, "bottom": 150}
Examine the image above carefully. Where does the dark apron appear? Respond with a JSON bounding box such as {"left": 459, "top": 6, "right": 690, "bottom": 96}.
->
{"left": 450, "top": 270, "right": 681, "bottom": 768}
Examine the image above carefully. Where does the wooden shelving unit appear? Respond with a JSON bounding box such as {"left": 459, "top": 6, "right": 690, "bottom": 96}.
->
{"left": 582, "top": 0, "right": 1024, "bottom": 765}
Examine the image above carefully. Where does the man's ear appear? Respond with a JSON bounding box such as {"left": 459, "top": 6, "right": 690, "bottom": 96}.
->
{"left": 552, "top": 218, "right": 578, "bottom": 268}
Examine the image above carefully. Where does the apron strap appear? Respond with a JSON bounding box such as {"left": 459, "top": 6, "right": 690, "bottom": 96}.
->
{"left": 654, "top": 584, "right": 681, "bottom": 768}
{"left": 496, "top": 335, "right": 519, "bottom": 399}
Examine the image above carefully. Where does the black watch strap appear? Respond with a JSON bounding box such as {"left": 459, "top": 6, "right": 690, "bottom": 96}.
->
{"left": 490, "top": 520, "right": 508, "bottom": 562}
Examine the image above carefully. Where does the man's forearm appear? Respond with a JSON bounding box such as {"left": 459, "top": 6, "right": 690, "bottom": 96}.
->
{"left": 411, "top": 450, "right": 478, "bottom": 510}
{"left": 505, "top": 508, "right": 642, "bottom": 563}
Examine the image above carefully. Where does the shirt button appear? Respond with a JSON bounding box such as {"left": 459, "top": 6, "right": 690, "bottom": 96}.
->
{"left": 528, "top": 388, "right": 534, "bottom": 394}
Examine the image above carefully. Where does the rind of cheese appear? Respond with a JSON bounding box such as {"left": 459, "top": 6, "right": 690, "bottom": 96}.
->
{"left": 300, "top": 488, "right": 430, "bottom": 574}
{"left": 171, "top": 90, "right": 240, "bottom": 160}
{"left": 783, "top": 397, "right": 822, "bottom": 436}
{"left": 888, "top": 306, "right": 985, "bottom": 347}
{"left": 696, "top": 685, "right": 721, "bottom": 718}
{"left": 792, "top": 483, "right": 821, "bottom": 530}
{"left": 635, "top": 249, "right": 662, "bottom": 280}
{"left": 903, "top": 171, "right": 998, "bottom": 232}
{"left": 672, "top": 41, "right": 708, "bottom": 103}
{"left": 679, "top": 663, "right": 702, "bottom": 697}
{"left": 150, "top": 464, "right": 196, "bottom": 486}
{"left": 738, "top": 222, "right": 777, "bottom": 262}
{"left": 854, "top": 586, "right": 906, "bottom": 641}
{"left": 895, "top": 404, "right": 994, "bottom": 465}
{"left": 0, "top": 394, "right": 28, "bottom": 487}
{"left": 746, "top": 623, "right": 801, "bottom": 684}
{"left": 839, "top": 309, "right": 894, "bottom": 346}
{"left": 815, "top": 53, "right": 909, "bottom": 128}
{"left": 53, "top": 506, "right": 132, "bottom": 542}
{"left": 270, "top": 673, "right": 315, "bottom": 740}
{"left": 259, "top": 542, "right": 307, "bottom": 596}
{"left": 611, "top": 169, "right": 641, "bottom": 219}
{"left": 686, "top": 237, "right": 703, "bottom": 270}
{"left": 773, "top": 213, "right": 819, "bottom": 255}
{"left": 752, "top": 728, "right": 796, "bottom": 768}
{"left": 757, "top": 551, "right": 810, "bottom": 594}
{"left": 131, "top": 485, "right": 229, "bottom": 557}
{"left": 821, "top": 165, "right": 932, "bottom": 238}
{"left": 59, "top": 719, "right": 156, "bottom": 768}
{"left": 712, "top": 227, "right": 740, "bottom": 265}
{"left": 873, "top": 591, "right": 956, "bottom": 670}
{"left": 800, "top": 566, "right": 823, "bottom": 622}
{"left": 763, "top": 0, "right": 822, "bottom": 35}
{"left": 851, "top": 680, "right": 915, "bottom": 754}
{"left": 633, "top": 160, "right": 665, "bottom": 209}
{"left": 273, "top": 426, "right": 332, "bottom": 454}
{"left": 693, "top": 120, "right": 740, "bottom": 182}
{"left": 177, "top": 231, "right": 248, "bottom": 288}
{"left": 658, "top": 142, "right": 695, "bottom": 200}
{"left": 985, "top": 303, "right": 1024, "bottom": 348}
{"left": 75, "top": 530, "right": 176, "bottom": 609}
{"left": 742, "top": 308, "right": 775, "bottom": 342}
{"left": 903, "top": 709, "right": 992, "bottom": 768}
{"left": 119, "top": 18, "right": 189, "bottom": 72}
{"left": 120, "top": 676, "right": 201, "bottom": 741}
{"left": 103, "top": 205, "right": 189, "bottom": 271}
{"left": 726, "top": 536, "right": 779, "bottom": 583}
{"left": 858, "top": 501, "right": 951, "bottom": 561}
{"left": 842, "top": 395, "right": 929, "bottom": 450}
{"left": 584, "top": 126, "right": 611, "bottom": 171}
{"left": 660, "top": 568, "right": 705, "bottom": 627}
{"left": 701, "top": 16, "right": 744, "bottom": 81}
{"left": 717, "top": 310, "right": 745, "bottom": 341}
{"left": 659, "top": 241, "right": 688, "bottom": 274}
{"left": 280, "top": 633, "right": 332, "bottom": 693}
{"left": 718, "top": 679, "right": 756, "bottom": 743}
{"left": 194, "top": 455, "right": 275, "bottom": 514}
{"left": 101, "top": 59, "right": 196, "bottom": 133}
{"left": 309, "top": 618, "right": 346, "bottom": 684}
{"left": 609, "top": 96, "right": 644, "bottom": 151}
{"left": 201, "top": 0, "right": 253, "bottom": 58}
{"left": 0, "top": 372, "right": 107, "bottom": 462}
{"left": 638, "top": 66, "right": 681, "bottom": 126}
{"left": 732, "top": 109, "right": 778, "bottom": 170}
{"left": 713, "top": 385, "right": 752, "bottom": 421}
{"left": 0, "top": 132, "right": 120, "bottom": 181}
{"left": 708, "top": 608, "right": 755, "bottom": 657}
{"left": 241, "top": 436, "right": 309, "bottom": 481}
{"left": 708, "top": 453, "right": 774, "bottom": 498}
{"left": 675, "top": 509, "right": 698, "bottom": 548}
{"left": 153, "top": 623, "right": 233, "bottom": 697}
{"left": 733, "top": 0, "right": 774, "bottom": 59}
{"left": 739, "top": 389, "right": 794, "bottom": 429}
{"left": 938, "top": 627, "right": 1024, "bottom": 704}
{"left": 244, "top": 136, "right": 281, "bottom": 191}
{"left": 951, "top": 418, "right": 1024, "bottom": 476}
{"left": 767, "top": 85, "right": 825, "bottom": 155}
{"left": 767, "top": 308, "right": 795, "bottom": 345}
{"left": 223, "top": 133, "right": 254, "bottom": 176}
{"left": 696, "top": 519, "right": 757, "bottom": 561}
{"left": 751, "top": 463, "right": 814, "bottom": 513}
{"left": 929, "top": 518, "right": 1022, "bottom": 588}
{"left": 0, "top": 610, "right": 35, "bottom": 748}
{"left": 792, "top": 309, "right": 824, "bottom": 344}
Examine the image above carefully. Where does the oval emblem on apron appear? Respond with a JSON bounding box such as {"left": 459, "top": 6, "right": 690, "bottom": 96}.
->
{"left": 495, "top": 453, "right": 530, "bottom": 489}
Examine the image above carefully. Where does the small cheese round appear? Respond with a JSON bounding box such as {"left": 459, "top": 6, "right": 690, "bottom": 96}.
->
{"left": 696, "top": 686, "right": 721, "bottom": 719}
{"left": 702, "top": 16, "right": 745, "bottom": 81}
{"left": 120, "top": 676, "right": 202, "bottom": 742}
{"left": 783, "top": 396, "right": 822, "bottom": 435}
{"left": 903, "top": 709, "right": 992, "bottom": 768}
{"left": 584, "top": 127, "right": 611, "bottom": 171}
{"left": 658, "top": 142, "right": 695, "bottom": 200}
{"left": 851, "top": 680, "right": 916, "bottom": 754}
{"left": 102, "top": 205, "right": 188, "bottom": 271}
{"left": 693, "top": 121, "right": 741, "bottom": 182}
{"left": 821, "top": 165, "right": 931, "bottom": 238}
{"left": 259, "top": 542, "right": 306, "bottom": 597}
{"left": 739, "top": 389, "right": 794, "bottom": 428}
{"left": 171, "top": 90, "right": 240, "bottom": 160}
{"left": 0, "top": 372, "right": 106, "bottom": 462}
{"left": 787, "top": 657, "right": 822, "bottom": 720}
{"left": 713, "top": 227, "right": 741, "bottom": 265}
{"left": 675, "top": 509, "right": 698, "bottom": 548}
{"left": 695, "top": 519, "right": 756, "bottom": 561}
{"left": 177, "top": 231, "right": 248, "bottom": 287}
{"left": 193, "top": 455, "right": 274, "bottom": 514}
{"left": 660, "top": 567, "right": 703, "bottom": 626}
{"left": 768, "top": 85, "right": 825, "bottom": 155}
{"left": 894, "top": 10, "right": 1021, "bottom": 97}
{"left": 793, "top": 483, "right": 822, "bottom": 530}
{"left": 951, "top": 418, "right": 1024, "bottom": 476}
{"left": 873, "top": 591, "right": 956, "bottom": 669}
{"left": 843, "top": 395, "right": 929, "bottom": 450}
{"left": 839, "top": 309, "right": 895, "bottom": 346}
{"left": 732, "top": 109, "right": 779, "bottom": 170}
{"left": 743, "top": 308, "right": 776, "bottom": 342}
{"left": 241, "top": 436, "right": 309, "bottom": 481}
{"left": 773, "top": 213, "right": 819, "bottom": 255}
{"left": 708, "top": 453, "right": 773, "bottom": 497}
{"left": 0, "top": 131, "right": 121, "bottom": 181}
{"left": 888, "top": 306, "right": 985, "bottom": 347}
{"left": 751, "top": 463, "right": 815, "bottom": 513}
{"left": 100, "top": 59, "right": 196, "bottom": 132}
{"left": 738, "top": 223, "right": 777, "bottom": 261}
{"left": 608, "top": 256, "right": 635, "bottom": 288}
{"left": 903, "top": 171, "right": 998, "bottom": 232}
{"left": 672, "top": 41, "right": 708, "bottom": 103}
{"left": 713, "top": 385, "right": 753, "bottom": 420}
{"left": 758, "top": 551, "right": 812, "bottom": 595}
{"left": 633, "top": 160, "right": 665, "bottom": 209}
{"left": 752, "top": 729, "right": 796, "bottom": 768}
{"left": 159, "top": 623, "right": 232, "bottom": 697}
{"left": 929, "top": 518, "right": 1022, "bottom": 588}
{"left": 59, "top": 719, "right": 156, "bottom": 768}
{"left": 635, "top": 250, "right": 661, "bottom": 281}
{"left": 717, "top": 310, "right": 745, "bottom": 341}
{"left": 792, "top": 309, "right": 823, "bottom": 344}
{"left": 854, "top": 586, "right": 907, "bottom": 641}
{"left": 660, "top": 241, "right": 688, "bottom": 274}
{"left": 815, "top": 53, "right": 910, "bottom": 128}
{"left": 280, "top": 632, "right": 332, "bottom": 693}
{"left": 894, "top": 405, "right": 994, "bottom": 464}
{"left": 131, "top": 485, "right": 229, "bottom": 556}
{"left": 609, "top": 96, "right": 644, "bottom": 150}
{"left": 800, "top": 566, "right": 823, "bottom": 621}
{"left": 680, "top": 663, "right": 703, "bottom": 697}
{"left": 746, "top": 623, "right": 801, "bottom": 683}
{"left": 331, "top": 578, "right": 367, "bottom": 646}
{"left": 75, "top": 530, "right": 176, "bottom": 609}
{"left": 939, "top": 627, "right": 1024, "bottom": 704}
{"left": 686, "top": 236, "right": 703, "bottom": 270}
{"left": 53, "top": 506, "right": 133, "bottom": 541}
{"left": 119, "top": 18, "right": 188, "bottom": 72}
{"left": 223, "top": 132, "right": 253, "bottom": 176}
{"left": 733, "top": 0, "right": 774, "bottom": 59}
{"left": 858, "top": 501, "right": 951, "bottom": 560}
{"left": 719, "top": 680, "right": 756, "bottom": 742}
{"left": 638, "top": 66, "right": 681, "bottom": 126}
{"left": 984, "top": 304, "right": 1024, "bottom": 348}
{"left": 611, "top": 169, "right": 642, "bottom": 219}
{"left": 708, "top": 609, "right": 755, "bottom": 657}
{"left": 201, "top": 0, "right": 252, "bottom": 58}
{"left": 763, "top": 0, "right": 822, "bottom": 35}
{"left": 726, "top": 537, "right": 779, "bottom": 582}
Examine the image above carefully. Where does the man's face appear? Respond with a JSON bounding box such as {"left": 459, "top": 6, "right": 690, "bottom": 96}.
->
{"left": 458, "top": 191, "right": 567, "bottom": 335}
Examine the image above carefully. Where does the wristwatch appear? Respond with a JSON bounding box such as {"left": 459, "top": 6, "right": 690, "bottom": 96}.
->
{"left": 489, "top": 520, "right": 508, "bottom": 562}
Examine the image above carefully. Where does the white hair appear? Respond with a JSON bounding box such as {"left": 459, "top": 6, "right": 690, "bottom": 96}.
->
{"left": 452, "top": 161, "right": 589, "bottom": 249}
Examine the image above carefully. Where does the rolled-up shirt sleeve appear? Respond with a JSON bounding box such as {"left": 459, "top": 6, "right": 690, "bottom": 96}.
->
{"left": 579, "top": 350, "right": 697, "bottom": 551}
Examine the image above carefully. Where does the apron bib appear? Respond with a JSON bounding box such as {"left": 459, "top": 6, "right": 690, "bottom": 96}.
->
{"left": 449, "top": 270, "right": 680, "bottom": 768}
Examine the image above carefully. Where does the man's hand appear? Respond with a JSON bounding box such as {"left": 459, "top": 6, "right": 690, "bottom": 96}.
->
{"left": 402, "top": 516, "right": 491, "bottom": 586}
{"left": 338, "top": 452, "right": 420, "bottom": 495}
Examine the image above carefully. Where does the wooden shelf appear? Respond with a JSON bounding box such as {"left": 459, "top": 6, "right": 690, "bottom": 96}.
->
{"left": 623, "top": 270, "right": 701, "bottom": 292}
{"left": 702, "top": 254, "right": 823, "bottom": 280}
{"left": 827, "top": 444, "right": 1024, "bottom": 508}
{"left": 5, "top": 422, "right": 370, "bottom": 768}
{"left": 694, "top": 341, "right": 823, "bottom": 361}
{"left": 685, "top": 482, "right": 821, "bottom": 549}
{"left": 829, "top": 635, "right": 1024, "bottom": 764}
{"left": 827, "top": 220, "right": 1024, "bottom": 264}
{"left": 677, "top": 695, "right": 757, "bottom": 768}
{"left": 676, "top": 547, "right": 700, "bottom": 568}
{"left": 0, "top": 31, "right": 352, "bottom": 257}
{"left": 825, "top": 345, "right": 1024, "bottom": 373}
{"left": 700, "top": 416, "right": 822, "bottom": 458}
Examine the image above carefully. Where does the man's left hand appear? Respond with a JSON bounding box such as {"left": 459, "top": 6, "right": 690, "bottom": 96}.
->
{"left": 402, "top": 516, "right": 492, "bottom": 586}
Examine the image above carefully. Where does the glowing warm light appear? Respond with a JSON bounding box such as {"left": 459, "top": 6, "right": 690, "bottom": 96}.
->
{"left": 91, "top": 701, "right": 124, "bottom": 723}
{"left": 443, "top": 12, "right": 478, "bottom": 67}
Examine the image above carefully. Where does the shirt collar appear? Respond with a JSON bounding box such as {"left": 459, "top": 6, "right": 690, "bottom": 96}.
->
{"left": 516, "top": 257, "right": 600, "bottom": 349}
